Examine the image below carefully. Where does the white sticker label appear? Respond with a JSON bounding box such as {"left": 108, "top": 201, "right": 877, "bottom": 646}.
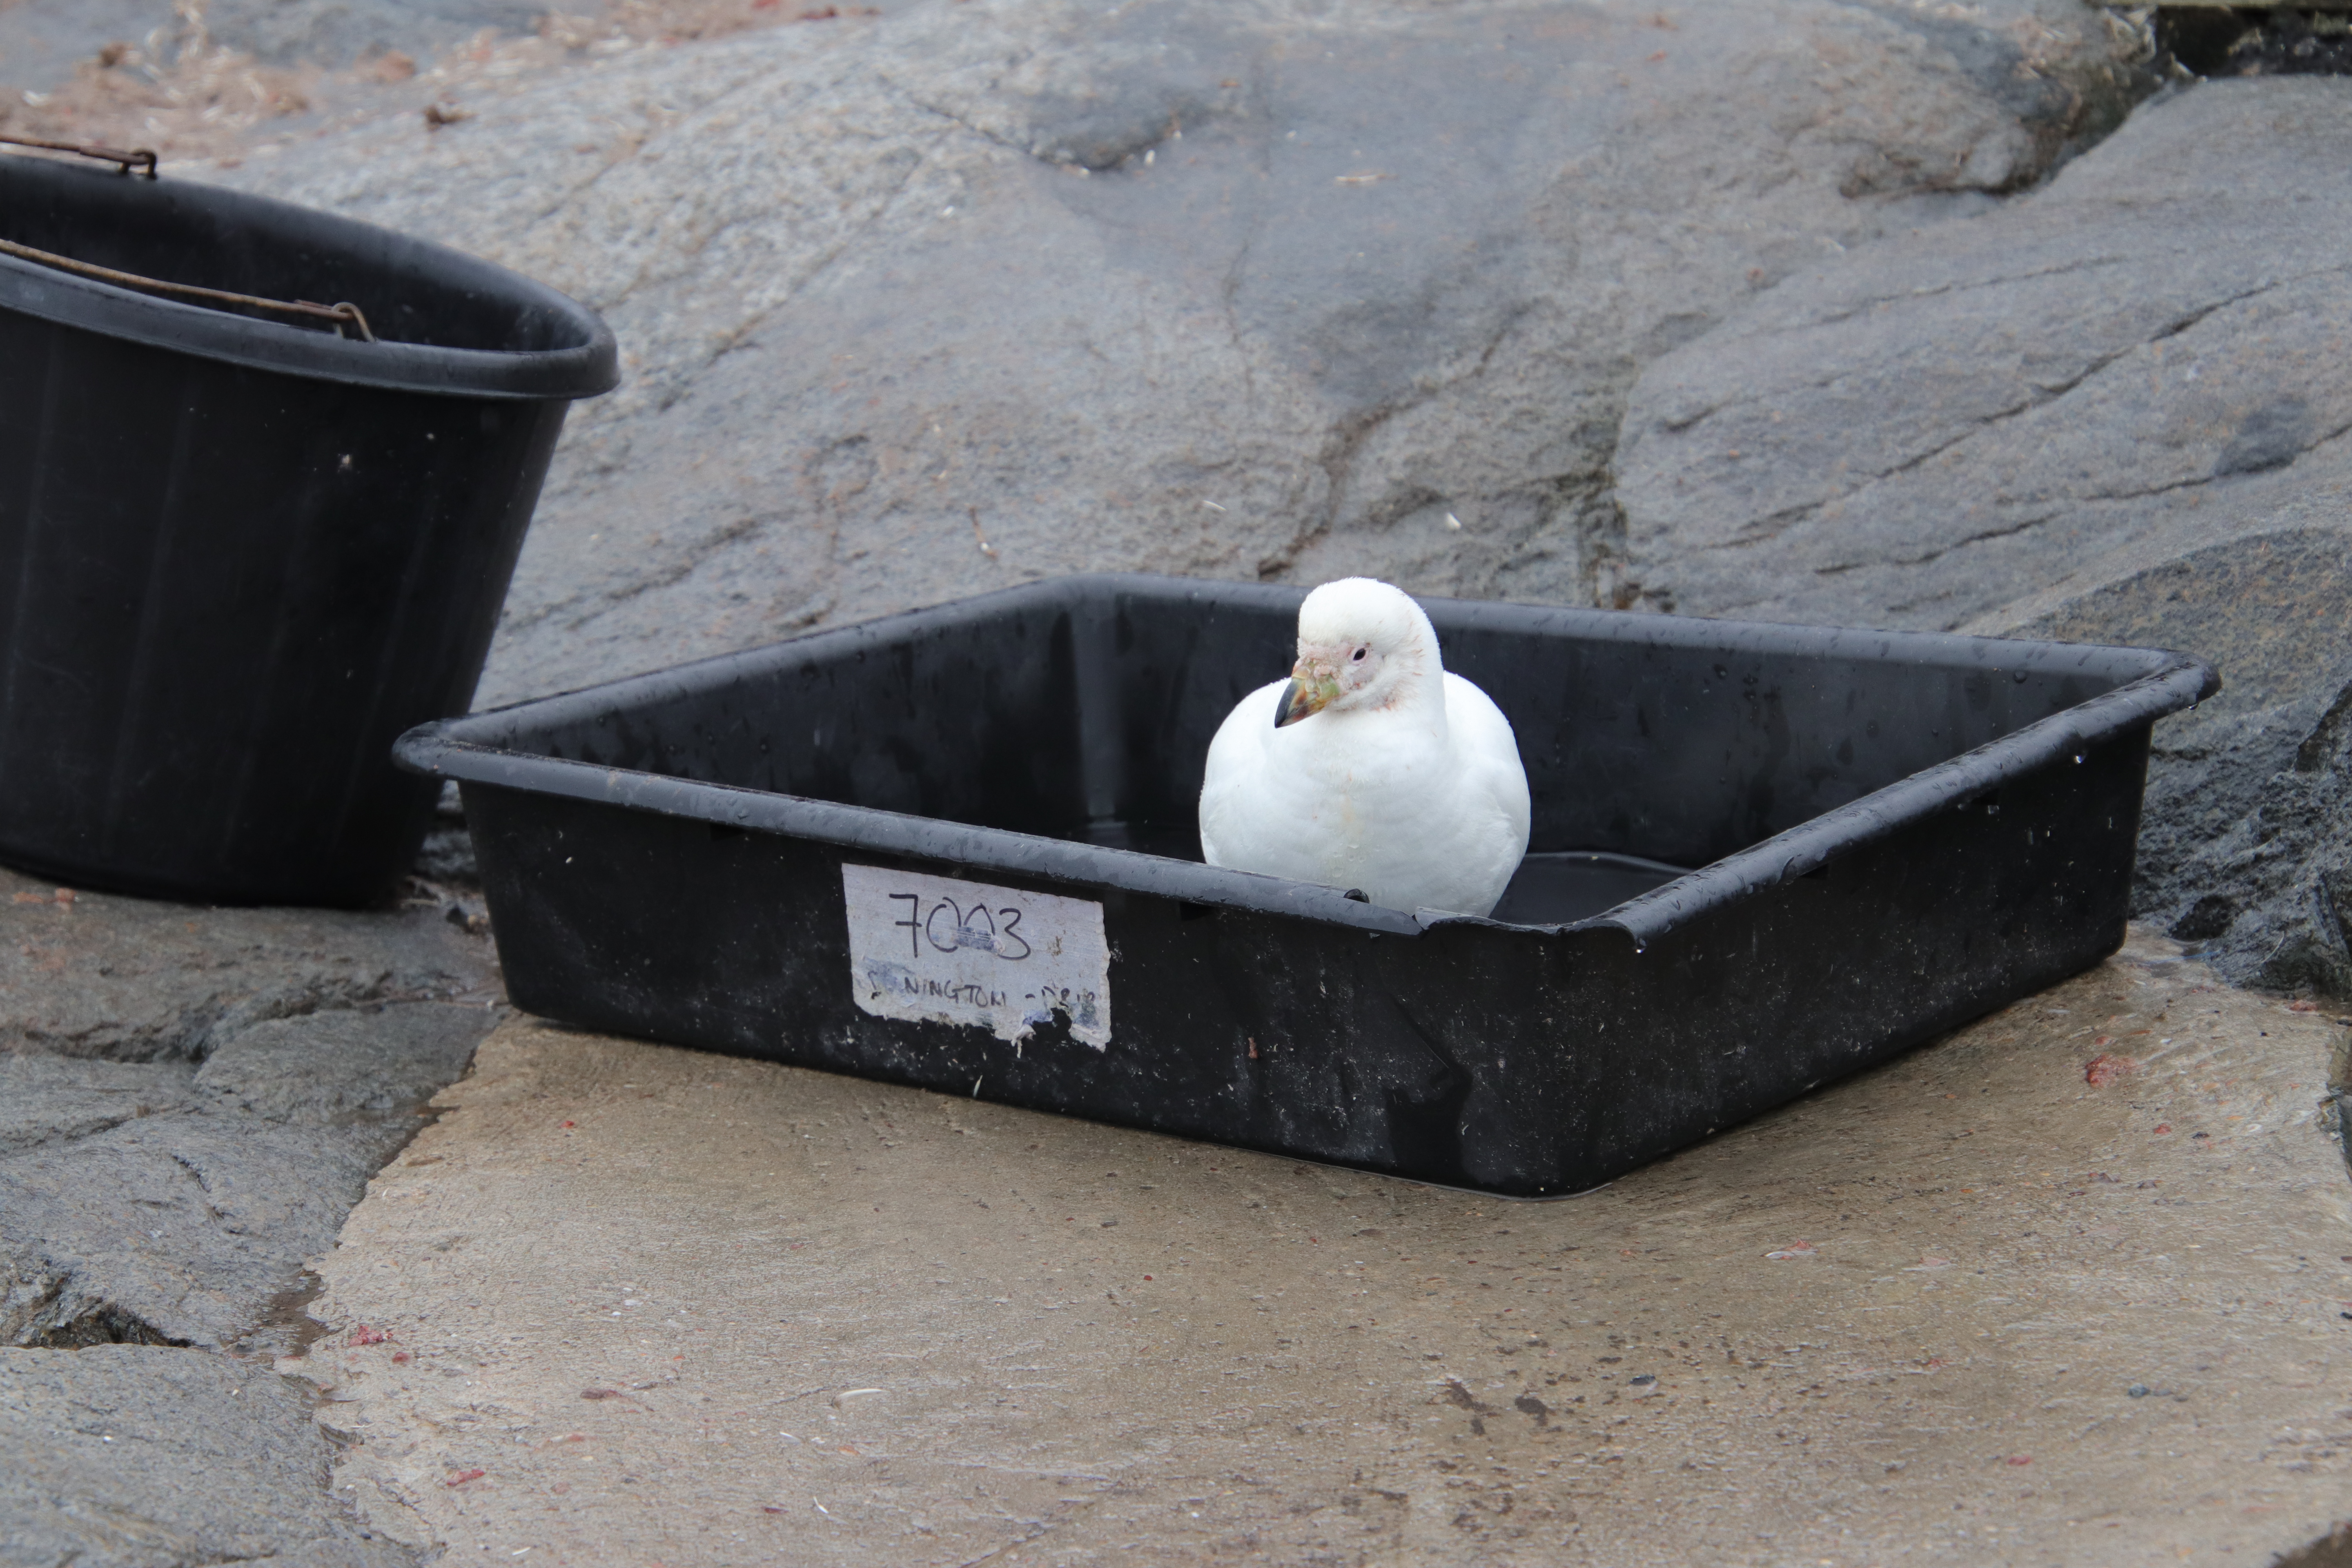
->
{"left": 840, "top": 864, "right": 1111, "bottom": 1050}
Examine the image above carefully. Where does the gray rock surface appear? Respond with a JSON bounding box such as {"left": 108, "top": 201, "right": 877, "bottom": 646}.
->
{"left": 195, "top": 1004, "right": 492, "bottom": 1125}
{"left": 1612, "top": 77, "right": 2352, "bottom": 992}
{"left": 0, "top": 0, "right": 557, "bottom": 88}
{"left": 204, "top": 0, "right": 556, "bottom": 66}
{"left": 1613, "top": 79, "right": 2352, "bottom": 630}
{"left": 190, "top": 0, "right": 943, "bottom": 67}
{"left": 0, "top": 868, "right": 501, "bottom": 1353}
{"left": 207, "top": 0, "right": 2153, "bottom": 709}
{"left": 1996, "top": 518, "right": 2352, "bottom": 990}
{"left": 0, "top": 1343, "right": 414, "bottom": 1568}
{"left": 0, "top": 1058, "right": 192, "bottom": 1162}
{"left": 0, "top": 0, "right": 180, "bottom": 90}
{"left": 2, "top": 1113, "right": 406, "bottom": 1351}
{"left": 0, "top": 868, "right": 488, "bottom": 1062}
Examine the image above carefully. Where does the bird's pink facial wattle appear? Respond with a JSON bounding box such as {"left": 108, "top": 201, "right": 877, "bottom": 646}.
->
{"left": 1275, "top": 640, "right": 1379, "bottom": 727}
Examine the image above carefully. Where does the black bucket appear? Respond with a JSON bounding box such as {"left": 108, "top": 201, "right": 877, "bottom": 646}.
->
{"left": 0, "top": 141, "right": 617, "bottom": 906}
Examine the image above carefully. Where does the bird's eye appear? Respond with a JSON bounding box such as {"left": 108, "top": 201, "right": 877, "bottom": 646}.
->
{"left": 1350, "top": 645, "right": 1369, "bottom": 663}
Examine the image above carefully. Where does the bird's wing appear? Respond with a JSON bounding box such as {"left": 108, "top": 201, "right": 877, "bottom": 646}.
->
{"left": 1443, "top": 672, "right": 1534, "bottom": 835}
{"left": 1198, "top": 678, "right": 1293, "bottom": 867}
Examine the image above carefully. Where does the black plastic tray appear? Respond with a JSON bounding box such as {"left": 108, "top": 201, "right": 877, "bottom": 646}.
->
{"left": 396, "top": 575, "right": 2214, "bottom": 1196}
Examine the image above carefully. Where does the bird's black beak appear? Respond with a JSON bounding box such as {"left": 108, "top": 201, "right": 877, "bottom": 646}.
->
{"left": 1276, "top": 661, "right": 1340, "bottom": 728}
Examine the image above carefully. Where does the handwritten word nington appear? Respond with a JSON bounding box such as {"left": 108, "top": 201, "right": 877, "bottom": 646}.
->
{"left": 871, "top": 967, "right": 1009, "bottom": 1010}
{"left": 860, "top": 964, "right": 1101, "bottom": 1028}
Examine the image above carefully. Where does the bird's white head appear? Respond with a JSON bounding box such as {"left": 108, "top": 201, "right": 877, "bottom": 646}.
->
{"left": 1276, "top": 577, "right": 1441, "bottom": 728}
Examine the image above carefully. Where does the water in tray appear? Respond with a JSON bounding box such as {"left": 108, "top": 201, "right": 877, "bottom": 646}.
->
{"left": 1487, "top": 852, "right": 1687, "bottom": 926}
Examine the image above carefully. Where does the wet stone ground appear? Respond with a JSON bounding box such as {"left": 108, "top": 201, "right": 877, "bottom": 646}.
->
{"left": 293, "top": 930, "right": 2352, "bottom": 1565}
{"left": 0, "top": 861, "right": 501, "bottom": 1566}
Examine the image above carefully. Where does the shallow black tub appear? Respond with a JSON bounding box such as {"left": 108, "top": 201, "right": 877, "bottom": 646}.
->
{"left": 396, "top": 575, "right": 2212, "bottom": 1196}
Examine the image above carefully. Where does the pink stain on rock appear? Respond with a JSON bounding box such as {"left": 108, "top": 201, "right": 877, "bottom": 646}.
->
{"left": 2084, "top": 1053, "right": 2137, "bottom": 1087}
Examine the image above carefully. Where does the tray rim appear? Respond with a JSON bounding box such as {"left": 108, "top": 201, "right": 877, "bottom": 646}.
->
{"left": 397, "top": 573, "right": 2218, "bottom": 944}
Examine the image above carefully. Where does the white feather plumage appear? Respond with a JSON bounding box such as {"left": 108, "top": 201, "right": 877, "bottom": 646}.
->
{"left": 1198, "top": 579, "right": 1532, "bottom": 917}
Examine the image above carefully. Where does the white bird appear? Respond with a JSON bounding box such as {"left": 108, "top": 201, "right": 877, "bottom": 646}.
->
{"left": 1198, "top": 577, "right": 1532, "bottom": 917}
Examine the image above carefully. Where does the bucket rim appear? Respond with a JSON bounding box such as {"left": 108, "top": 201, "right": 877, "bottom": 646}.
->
{"left": 0, "top": 156, "right": 618, "bottom": 401}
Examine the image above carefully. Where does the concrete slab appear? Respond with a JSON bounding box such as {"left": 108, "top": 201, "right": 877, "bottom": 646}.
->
{"left": 293, "top": 928, "right": 2352, "bottom": 1564}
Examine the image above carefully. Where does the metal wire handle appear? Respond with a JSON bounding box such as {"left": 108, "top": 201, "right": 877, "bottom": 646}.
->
{"left": 0, "top": 135, "right": 374, "bottom": 341}
{"left": 0, "top": 236, "right": 375, "bottom": 340}
{"left": 0, "top": 133, "right": 158, "bottom": 178}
